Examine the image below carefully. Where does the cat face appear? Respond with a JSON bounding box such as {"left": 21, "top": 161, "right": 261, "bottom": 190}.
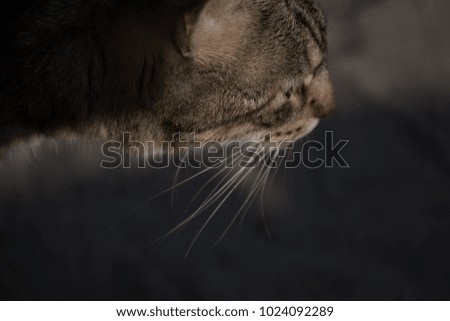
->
{"left": 0, "top": 0, "right": 334, "bottom": 154}
{"left": 154, "top": 0, "right": 335, "bottom": 144}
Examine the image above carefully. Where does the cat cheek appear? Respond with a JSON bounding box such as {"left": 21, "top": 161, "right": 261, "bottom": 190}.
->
{"left": 255, "top": 103, "right": 294, "bottom": 129}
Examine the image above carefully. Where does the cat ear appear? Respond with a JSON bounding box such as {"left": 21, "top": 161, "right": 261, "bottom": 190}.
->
{"left": 178, "top": 0, "right": 250, "bottom": 64}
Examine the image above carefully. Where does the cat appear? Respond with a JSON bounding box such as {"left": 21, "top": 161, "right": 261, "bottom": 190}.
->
{"left": 0, "top": 0, "right": 335, "bottom": 157}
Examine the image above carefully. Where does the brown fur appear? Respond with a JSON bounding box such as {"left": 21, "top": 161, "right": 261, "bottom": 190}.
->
{"left": 0, "top": 0, "right": 335, "bottom": 156}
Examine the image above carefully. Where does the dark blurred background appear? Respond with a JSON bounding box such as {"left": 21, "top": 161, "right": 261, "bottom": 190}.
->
{"left": 0, "top": 0, "right": 449, "bottom": 300}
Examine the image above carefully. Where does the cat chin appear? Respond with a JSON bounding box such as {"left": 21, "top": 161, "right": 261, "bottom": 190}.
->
{"left": 298, "top": 118, "right": 320, "bottom": 138}
{"left": 188, "top": 117, "right": 320, "bottom": 148}
{"left": 258, "top": 118, "right": 320, "bottom": 143}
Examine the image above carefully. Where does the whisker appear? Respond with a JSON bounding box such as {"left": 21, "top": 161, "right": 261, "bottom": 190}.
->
{"left": 239, "top": 149, "right": 278, "bottom": 228}
{"left": 138, "top": 143, "right": 268, "bottom": 254}
{"left": 259, "top": 147, "right": 283, "bottom": 240}
{"left": 181, "top": 149, "right": 244, "bottom": 217}
{"left": 107, "top": 164, "right": 214, "bottom": 229}
{"left": 267, "top": 145, "right": 287, "bottom": 191}
{"left": 185, "top": 161, "right": 257, "bottom": 257}
{"left": 184, "top": 144, "right": 262, "bottom": 220}
{"left": 163, "top": 144, "right": 263, "bottom": 254}
{"left": 213, "top": 150, "right": 271, "bottom": 247}
{"left": 171, "top": 149, "right": 189, "bottom": 212}
{"left": 152, "top": 164, "right": 250, "bottom": 246}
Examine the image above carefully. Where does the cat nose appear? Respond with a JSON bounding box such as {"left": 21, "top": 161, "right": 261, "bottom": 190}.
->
{"left": 312, "top": 88, "right": 336, "bottom": 118}
{"left": 308, "top": 69, "right": 336, "bottom": 119}
{"left": 312, "top": 97, "right": 335, "bottom": 118}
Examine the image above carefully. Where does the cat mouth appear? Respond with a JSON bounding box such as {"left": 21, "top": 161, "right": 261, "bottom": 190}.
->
{"left": 190, "top": 115, "right": 319, "bottom": 146}
{"left": 268, "top": 118, "right": 320, "bottom": 141}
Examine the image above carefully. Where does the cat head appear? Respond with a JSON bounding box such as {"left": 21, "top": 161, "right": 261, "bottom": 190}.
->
{"left": 0, "top": 0, "right": 334, "bottom": 155}
{"left": 154, "top": 0, "right": 335, "bottom": 144}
